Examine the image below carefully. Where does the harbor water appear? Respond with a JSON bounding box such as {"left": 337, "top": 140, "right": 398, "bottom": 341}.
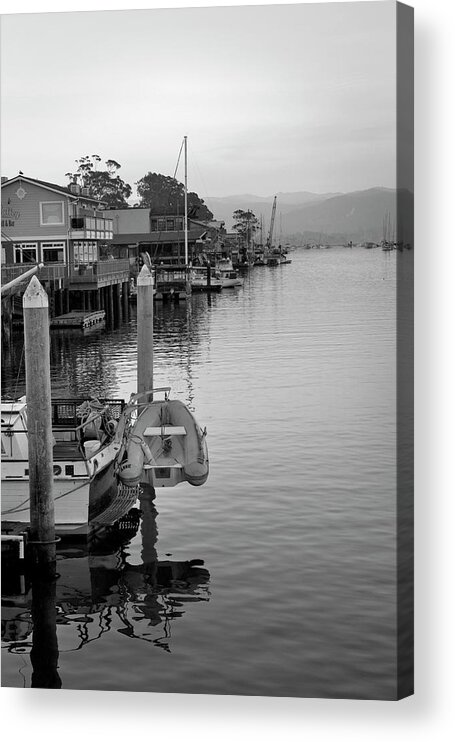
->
{"left": 1, "top": 248, "right": 403, "bottom": 699}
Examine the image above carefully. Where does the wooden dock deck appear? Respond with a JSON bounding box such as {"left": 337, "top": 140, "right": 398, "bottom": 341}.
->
{"left": 50, "top": 310, "right": 106, "bottom": 329}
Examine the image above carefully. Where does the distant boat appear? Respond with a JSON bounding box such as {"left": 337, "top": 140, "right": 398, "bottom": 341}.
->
{"left": 216, "top": 257, "right": 243, "bottom": 287}
{"left": 266, "top": 246, "right": 292, "bottom": 266}
{"left": 253, "top": 247, "right": 266, "bottom": 265}
{"left": 190, "top": 265, "right": 223, "bottom": 292}
{"left": 1, "top": 396, "right": 127, "bottom": 534}
{"left": 117, "top": 387, "right": 209, "bottom": 489}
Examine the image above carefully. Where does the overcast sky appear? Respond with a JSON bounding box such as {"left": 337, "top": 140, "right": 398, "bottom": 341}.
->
{"left": 0, "top": 2, "right": 397, "bottom": 199}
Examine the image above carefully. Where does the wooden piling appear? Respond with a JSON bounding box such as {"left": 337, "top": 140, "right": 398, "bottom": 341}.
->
{"left": 23, "top": 276, "right": 56, "bottom": 564}
{"left": 108, "top": 284, "right": 114, "bottom": 324}
{"left": 30, "top": 563, "right": 61, "bottom": 688}
{"left": 114, "top": 283, "right": 122, "bottom": 321}
{"left": 122, "top": 281, "right": 129, "bottom": 318}
{"left": 137, "top": 264, "right": 154, "bottom": 400}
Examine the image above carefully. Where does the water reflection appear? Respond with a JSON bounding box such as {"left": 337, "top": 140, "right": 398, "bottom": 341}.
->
{"left": 1, "top": 294, "right": 213, "bottom": 406}
{"left": 2, "top": 487, "right": 210, "bottom": 686}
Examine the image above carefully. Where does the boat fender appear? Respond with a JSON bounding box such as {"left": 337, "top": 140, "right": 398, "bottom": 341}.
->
{"left": 117, "top": 438, "right": 154, "bottom": 485}
{"left": 118, "top": 460, "right": 143, "bottom": 486}
{"left": 184, "top": 460, "right": 209, "bottom": 487}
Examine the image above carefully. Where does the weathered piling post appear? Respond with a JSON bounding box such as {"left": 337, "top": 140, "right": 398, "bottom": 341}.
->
{"left": 23, "top": 276, "right": 56, "bottom": 565}
{"left": 122, "top": 280, "right": 129, "bottom": 318}
{"left": 137, "top": 264, "right": 154, "bottom": 401}
{"left": 108, "top": 284, "right": 114, "bottom": 325}
{"left": 30, "top": 568, "right": 61, "bottom": 688}
{"left": 114, "top": 283, "right": 122, "bottom": 322}
{"left": 207, "top": 263, "right": 211, "bottom": 290}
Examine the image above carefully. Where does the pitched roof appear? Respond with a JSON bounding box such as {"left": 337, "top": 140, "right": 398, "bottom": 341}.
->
{"left": 1, "top": 175, "right": 104, "bottom": 205}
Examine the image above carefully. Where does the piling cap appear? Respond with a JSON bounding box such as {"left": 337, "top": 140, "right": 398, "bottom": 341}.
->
{"left": 137, "top": 264, "right": 154, "bottom": 286}
{"left": 22, "top": 275, "right": 48, "bottom": 308}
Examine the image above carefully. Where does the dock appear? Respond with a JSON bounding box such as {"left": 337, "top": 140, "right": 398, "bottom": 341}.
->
{"left": 50, "top": 310, "right": 106, "bottom": 329}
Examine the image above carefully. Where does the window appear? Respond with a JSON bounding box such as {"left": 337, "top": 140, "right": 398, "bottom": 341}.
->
{"left": 14, "top": 243, "right": 38, "bottom": 263}
{"left": 41, "top": 241, "right": 65, "bottom": 263}
{"left": 40, "top": 201, "right": 64, "bottom": 226}
{"left": 166, "top": 218, "right": 175, "bottom": 231}
{"left": 73, "top": 240, "right": 97, "bottom": 266}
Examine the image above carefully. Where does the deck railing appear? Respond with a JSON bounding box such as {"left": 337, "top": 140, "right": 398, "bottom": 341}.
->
{"left": 1, "top": 262, "right": 67, "bottom": 285}
{"left": 68, "top": 259, "right": 131, "bottom": 284}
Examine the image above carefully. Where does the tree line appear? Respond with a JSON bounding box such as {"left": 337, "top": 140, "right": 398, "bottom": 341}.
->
{"left": 65, "top": 155, "right": 213, "bottom": 220}
{"left": 65, "top": 156, "right": 260, "bottom": 237}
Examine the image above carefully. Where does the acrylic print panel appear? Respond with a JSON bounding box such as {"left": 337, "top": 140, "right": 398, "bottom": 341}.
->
{"left": 0, "top": 1, "right": 413, "bottom": 699}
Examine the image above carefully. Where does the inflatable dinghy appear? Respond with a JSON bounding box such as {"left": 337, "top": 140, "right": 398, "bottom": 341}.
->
{"left": 117, "top": 388, "right": 208, "bottom": 488}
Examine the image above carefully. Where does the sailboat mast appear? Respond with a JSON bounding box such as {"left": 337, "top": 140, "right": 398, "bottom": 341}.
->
{"left": 184, "top": 135, "right": 188, "bottom": 266}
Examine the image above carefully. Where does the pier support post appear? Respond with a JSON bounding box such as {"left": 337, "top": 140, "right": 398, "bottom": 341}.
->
{"left": 95, "top": 289, "right": 101, "bottom": 311}
{"left": 122, "top": 281, "right": 129, "bottom": 318}
{"left": 86, "top": 291, "right": 92, "bottom": 312}
{"left": 108, "top": 284, "right": 114, "bottom": 325}
{"left": 114, "top": 283, "right": 122, "bottom": 322}
{"left": 137, "top": 264, "right": 154, "bottom": 401}
{"left": 23, "top": 277, "right": 56, "bottom": 565}
{"left": 55, "top": 289, "right": 62, "bottom": 317}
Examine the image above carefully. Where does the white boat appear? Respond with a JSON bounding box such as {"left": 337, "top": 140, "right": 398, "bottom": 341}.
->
{"left": 266, "top": 247, "right": 292, "bottom": 266}
{"left": 216, "top": 258, "right": 243, "bottom": 287}
{"left": 190, "top": 265, "right": 223, "bottom": 292}
{"left": 1, "top": 396, "right": 127, "bottom": 534}
{"left": 117, "top": 387, "right": 209, "bottom": 489}
{"left": 253, "top": 248, "right": 266, "bottom": 265}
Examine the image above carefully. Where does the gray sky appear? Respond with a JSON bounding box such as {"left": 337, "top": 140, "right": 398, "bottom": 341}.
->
{"left": 0, "top": 2, "right": 396, "bottom": 198}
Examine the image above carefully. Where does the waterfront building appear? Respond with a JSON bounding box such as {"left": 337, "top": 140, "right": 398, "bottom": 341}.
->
{"left": 105, "top": 207, "right": 226, "bottom": 267}
{"left": 1, "top": 174, "right": 130, "bottom": 319}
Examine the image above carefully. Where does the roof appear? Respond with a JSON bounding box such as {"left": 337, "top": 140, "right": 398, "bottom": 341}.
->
{"left": 112, "top": 228, "right": 207, "bottom": 245}
{"left": 1, "top": 175, "right": 105, "bottom": 205}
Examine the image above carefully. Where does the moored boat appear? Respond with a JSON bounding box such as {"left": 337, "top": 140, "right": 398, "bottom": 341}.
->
{"left": 216, "top": 258, "right": 243, "bottom": 287}
{"left": 190, "top": 265, "right": 223, "bottom": 292}
{"left": 117, "top": 387, "right": 209, "bottom": 489}
{"left": 1, "top": 396, "right": 126, "bottom": 534}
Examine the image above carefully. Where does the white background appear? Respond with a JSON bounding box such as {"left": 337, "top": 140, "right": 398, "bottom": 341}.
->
{"left": 0, "top": 1, "right": 453, "bottom": 740}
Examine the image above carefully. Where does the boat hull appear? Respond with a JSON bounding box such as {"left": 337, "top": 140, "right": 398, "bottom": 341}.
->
{"left": 1, "top": 437, "right": 123, "bottom": 534}
{"left": 1, "top": 476, "right": 90, "bottom": 534}
{"left": 118, "top": 399, "right": 209, "bottom": 488}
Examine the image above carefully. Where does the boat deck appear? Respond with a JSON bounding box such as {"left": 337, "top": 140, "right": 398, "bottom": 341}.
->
{"left": 53, "top": 441, "right": 84, "bottom": 460}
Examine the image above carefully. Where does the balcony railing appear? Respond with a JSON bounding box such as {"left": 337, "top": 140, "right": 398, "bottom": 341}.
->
{"left": 68, "top": 259, "right": 131, "bottom": 285}
{"left": 1, "top": 262, "right": 67, "bottom": 285}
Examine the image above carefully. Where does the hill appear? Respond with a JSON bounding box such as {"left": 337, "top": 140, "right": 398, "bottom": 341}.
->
{"left": 204, "top": 187, "right": 412, "bottom": 244}
{"left": 203, "top": 191, "right": 339, "bottom": 230}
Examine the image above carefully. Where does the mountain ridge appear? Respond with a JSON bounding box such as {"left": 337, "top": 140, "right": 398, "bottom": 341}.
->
{"left": 204, "top": 186, "right": 408, "bottom": 243}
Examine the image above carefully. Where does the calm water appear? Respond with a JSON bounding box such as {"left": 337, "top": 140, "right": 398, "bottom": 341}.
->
{"left": 2, "top": 248, "right": 403, "bottom": 699}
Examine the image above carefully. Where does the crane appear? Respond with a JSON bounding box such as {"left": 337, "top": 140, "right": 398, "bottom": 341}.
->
{"left": 266, "top": 196, "right": 277, "bottom": 249}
